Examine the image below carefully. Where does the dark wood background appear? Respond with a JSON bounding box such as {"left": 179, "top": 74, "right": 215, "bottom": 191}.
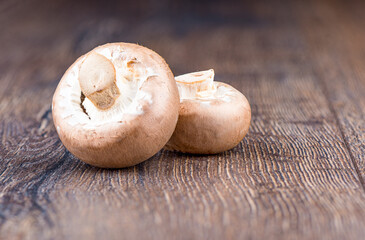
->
{"left": 1, "top": 0, "right": 364, "bottom": 239}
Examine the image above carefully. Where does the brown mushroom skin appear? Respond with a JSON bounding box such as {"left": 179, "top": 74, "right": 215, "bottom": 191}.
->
{"left": 165, "top": 82, "right": 251, "bottom": 154}
{"left": 52, "top": 43, "right": 179, "bottom": 168}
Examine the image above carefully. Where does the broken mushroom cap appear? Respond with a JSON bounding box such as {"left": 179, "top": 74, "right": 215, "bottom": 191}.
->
{"left": 165, "top": 69, "right": 251, "bottom": 154}
{"left": 52, "top": 43, "right": 180, "bottom": 168}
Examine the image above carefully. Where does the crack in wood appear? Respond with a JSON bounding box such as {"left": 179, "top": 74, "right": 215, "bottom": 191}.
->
{"left": 37, "top": 107, "right": 52, "bottom": 136}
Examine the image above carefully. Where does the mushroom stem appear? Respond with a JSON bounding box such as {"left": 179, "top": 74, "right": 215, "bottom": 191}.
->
{"left": 79, "top": 53, "right": 120, "bottom": 110}
{"left": 175, "top": 69, "right": 216, "bottom": 99}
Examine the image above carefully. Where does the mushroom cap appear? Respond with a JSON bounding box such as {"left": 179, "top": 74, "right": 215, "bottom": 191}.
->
{"left": 165, "top": 82, "right": 251, "bottom": 154}
{"left": 52, "top": 43, "right": 179, "bottom": 168}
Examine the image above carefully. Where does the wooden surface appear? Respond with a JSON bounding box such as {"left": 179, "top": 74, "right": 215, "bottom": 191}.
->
{"left": 1, "top": 0, "right": 365, "bottom": 239}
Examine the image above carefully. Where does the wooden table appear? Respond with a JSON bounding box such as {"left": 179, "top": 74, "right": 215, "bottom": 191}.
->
{"left": 1, "top": 0, "right": 364, "bottom": 239}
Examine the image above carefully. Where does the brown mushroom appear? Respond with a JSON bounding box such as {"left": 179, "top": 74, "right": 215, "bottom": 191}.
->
{"left": 165, "top": 69, "right": 251, "bottom": 154}
{"left": 52, "top": 43, "right": 180, "bottom": 168}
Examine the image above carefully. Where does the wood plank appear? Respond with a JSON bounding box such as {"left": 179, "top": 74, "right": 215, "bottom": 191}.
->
{"left": 297, "top": 0, "right": 365, "bottom": 183}
{"left": 0, "top": 0, "right": 365, "bottom": 239}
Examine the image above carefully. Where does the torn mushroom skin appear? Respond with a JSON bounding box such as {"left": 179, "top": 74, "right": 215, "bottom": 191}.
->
{"left": 52, "top": 43, "right": 180, "bottom": 168}
{"left": 165, "top": 69, "right": 251, "bottom": 154}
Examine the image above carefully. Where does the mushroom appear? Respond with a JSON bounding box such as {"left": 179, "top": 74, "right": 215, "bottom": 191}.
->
{"left": 52, "top": 43, "right": 180, "bottom": 168}
{"left": 165, "top": 69, "right": 251, "bottom": 154}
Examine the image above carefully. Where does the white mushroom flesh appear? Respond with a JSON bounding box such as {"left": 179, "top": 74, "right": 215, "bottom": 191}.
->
{"left": 175, "top": 69, "right": 236, "bottom": 104}
{"left": 58, "top": 46, "right": 155, "bottom": 128}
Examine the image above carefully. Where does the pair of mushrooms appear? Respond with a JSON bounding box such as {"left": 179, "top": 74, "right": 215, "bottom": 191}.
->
{"left": 52, "top": 43, "right": 251, "bottom": 168}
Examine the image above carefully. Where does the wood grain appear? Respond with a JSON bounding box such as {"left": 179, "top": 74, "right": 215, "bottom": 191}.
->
{"left": 0, "top": 0, "right": 364, "bottom": 239}
{"left": 298, "top": 0, "right": 365, "bottom": 183}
